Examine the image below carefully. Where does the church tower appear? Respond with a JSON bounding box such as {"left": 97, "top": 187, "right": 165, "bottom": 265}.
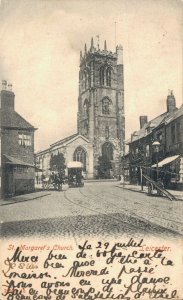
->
{"left": 77, "top": 38, "right": 125, "bottom": 177}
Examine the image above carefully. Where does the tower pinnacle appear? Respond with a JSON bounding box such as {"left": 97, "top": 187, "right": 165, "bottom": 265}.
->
{"left": 84, "top": 43, "right": 87, "bottom": 54}
{"left": 116, "top": 44, "right": 123, "bottom": 65}
{"left": 96, "top": 35, "right": 100, "bottom": 50}
{"left": 80, "top": 50, "right": 82, "bottom": 61}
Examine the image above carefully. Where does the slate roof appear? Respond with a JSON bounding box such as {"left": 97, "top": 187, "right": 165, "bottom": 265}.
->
{"left": 127, "top": 112, "right": 168, "bottom": 144}
{"left": 165, "top": 104, "right": 183, "bottom": 124}
{"left": 3, "top": 154, "right": 34, "bottom": 167}
{"left": 0, "top": 109, "right": 35, "bottom": 130}
{"left": 36, "top": 133, "right": 90, "bottom": 155}
{"left": 50, "top": 133, "right": 78, "bottom": 148}
{"left": 127, "top": 106, "right": 182, "bottom": 144}
{"left": 151, "top": 155, "right": 180, "bottom": 168}
{"left": 50, "top": 133, "right": 91, "bottom": 148}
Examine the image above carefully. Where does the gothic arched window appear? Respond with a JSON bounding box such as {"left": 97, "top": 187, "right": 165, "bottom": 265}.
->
{"left": 73, "top": 146, "right": 87, "bottom": 171}
{"left": 102, "top": 142, "right": 113, "bottom": 161}
{"left": 102, "top": 97, "right": 111, "bottom": 115}
{"left": 106, "top": 68, "right": 111, "bottom": 86}
{"left": 83, "top": 99, "right": 89, "bottom": 118}
{"left": 100, "top": 67, "right": 105, "bottom": 85}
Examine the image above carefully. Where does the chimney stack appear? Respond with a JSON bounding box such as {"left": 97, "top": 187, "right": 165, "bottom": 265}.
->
{"left": 1, "top": 80, "right": 15, "bottom": 110}
{"left": 167, "top": 90, "right": 176, "bottom": 113}
{"left": 8, "top": 83, "right": 13, "bottom": 91}
{"left": 2, "top": 80, "right": 7, "bottom": 90}
{"left": 140, "top": 116, "right": 148, "bottom": 129}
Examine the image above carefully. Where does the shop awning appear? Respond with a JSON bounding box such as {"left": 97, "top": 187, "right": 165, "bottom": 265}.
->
{"left": 35, "top": 166, "right": 43, "bottom": 172}
{"left": 67, "top": 161, "right": 83, "bottom": 168}
{"left": 3, "top": 154, "right": 34, "bottom": 167}
{"left": 152, "top": 155, "right": 180, "bottom": 168}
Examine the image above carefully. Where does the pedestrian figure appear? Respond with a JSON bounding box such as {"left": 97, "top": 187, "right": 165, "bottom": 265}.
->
{"left": 76, "top": 171, "right": 81, "bottom": 187}
{"left": 147, "top": 181, "right": 153, "bottom": 195}
{"left": 50, "top": 172, "right": 55, "bottom": 182}
{"left": 53, "top": 173, "right": 58, "bottom": 190}
{"left": 156, "top": 179, "right": 164, "bottom": 196}
{"left": 120, "top": 174, "right": 124, "bottom": 186}
{"left": 58, "top": 172, "right": 64, "bottom": 191}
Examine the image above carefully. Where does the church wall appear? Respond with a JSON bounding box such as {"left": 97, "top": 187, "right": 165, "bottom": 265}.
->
{"left": 39, "top": 136, "right": 94, "bottom": 179}
{"left": 96, "top": 88, "right": 118, "bottom": 139}
{"left": 64, "top": 138, "right": 88, "bottom": 162}
{"left": 93, "top": 57, "right": 117, "bottom": 86}
{"left": 97, "top": 117, "right": 117, "bottom": 139}
{"left": 36, "top": 41, "right": 124, "bottom": 179}
{"left": 77, "top": 45, "right": 124, "bottom": 178}
{"left": 97, "top": 88, "right": 117, "bottom": 114}
{"left": 93, "top": 86, "right": 121, "bottom": 175}
{"left": 65, "top": 137, "right": 93, "bottom": 178}
{"left": 79, "top": 90, "right": 90, "bottom": 138}
{"left": 37, "top": 151, "right": 51, "bottom": 176}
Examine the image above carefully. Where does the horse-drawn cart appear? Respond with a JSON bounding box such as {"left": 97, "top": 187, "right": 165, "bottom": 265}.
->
{"left": 42, "top": 173, "right": 68, "bottom": 191}
{"left": 67, "top": 161, "right": 84, "bottom": 188}
{"left": 42, "top": 176, "right": 60, "bottom": 191}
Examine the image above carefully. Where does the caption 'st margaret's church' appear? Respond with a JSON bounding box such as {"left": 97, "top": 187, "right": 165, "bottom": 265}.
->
{"left": 36, "top": 38, "right": 125, "bottom": 178}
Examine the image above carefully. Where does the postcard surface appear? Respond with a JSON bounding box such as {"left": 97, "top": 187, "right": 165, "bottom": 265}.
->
{"left": 0, "top": 0, "right": 183, "bottom": 299}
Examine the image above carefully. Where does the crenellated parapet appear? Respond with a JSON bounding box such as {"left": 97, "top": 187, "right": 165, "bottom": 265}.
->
{"left": 80, "top": 37, "right": 119, "bottom": 66}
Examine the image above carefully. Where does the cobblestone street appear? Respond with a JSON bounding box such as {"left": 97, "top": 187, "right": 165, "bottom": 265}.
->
{"left": 1, "top": 182, "right": 183, "bottom": 239}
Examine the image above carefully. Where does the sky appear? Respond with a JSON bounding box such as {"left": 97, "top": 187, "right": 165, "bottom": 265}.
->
{"left": 0, "top": 0, "right": 182, "bottom": 152}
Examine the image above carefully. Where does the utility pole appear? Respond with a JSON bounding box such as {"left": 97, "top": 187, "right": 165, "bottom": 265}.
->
{"left": 114, "top": 21, "right": 117, "bottom": 49}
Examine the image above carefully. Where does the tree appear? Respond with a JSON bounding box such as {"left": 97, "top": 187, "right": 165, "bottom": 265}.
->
{"left": 50, "top": 153, "right": 66, "bottom": 174}
{"left": 96, "top": 155, "right": 112, "bottom": 179}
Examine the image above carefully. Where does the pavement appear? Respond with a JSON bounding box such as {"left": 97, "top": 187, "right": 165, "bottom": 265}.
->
{"left": 0, "top": 182, "right": 183, "bottom": 238}
{"left": 116, "top": 183, "right": 183, "bottom": 201}
{"left": 0, "top": 189, "right": 50, "bottom": 206}
{"left": 1, "top": 181, "right": 182, "bottom": 206}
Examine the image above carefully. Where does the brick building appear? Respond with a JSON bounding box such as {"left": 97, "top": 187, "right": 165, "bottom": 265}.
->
{"left": 0, "top": 81, "right": 36, "bottom": 197}
{"left": 127, "top": 91, "right": 183, "bottom": 189}
{"left": 164, "top": 104, "right": 183, "bottom": 187}
{"left": 36, "top": 39, "right": 125, "bottom": 179}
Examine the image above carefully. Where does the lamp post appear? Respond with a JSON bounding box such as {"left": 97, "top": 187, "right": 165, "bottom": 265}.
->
{"left": 152, "top": 141, "right": 160, "bottom": 181}
{"left": 130, "top": 132, "right": 139, "bottom": 185}
{"left": 121, "top": 154, "right": 125, "bottom": 188}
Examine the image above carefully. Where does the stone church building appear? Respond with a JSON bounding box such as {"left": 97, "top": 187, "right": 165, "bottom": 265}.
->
{"left": 36, "top": 39, "right": 125, "bottom": 179}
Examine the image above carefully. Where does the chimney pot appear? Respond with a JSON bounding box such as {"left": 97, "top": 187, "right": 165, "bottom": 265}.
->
{"left": 2, "top": 80, "right": 7, "bottom": 90}
{"left": 8, "top": 83, "right": 13, "bottom": 91}
{"left": 1, "top": 81, "right": 15, "bottom": 110}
